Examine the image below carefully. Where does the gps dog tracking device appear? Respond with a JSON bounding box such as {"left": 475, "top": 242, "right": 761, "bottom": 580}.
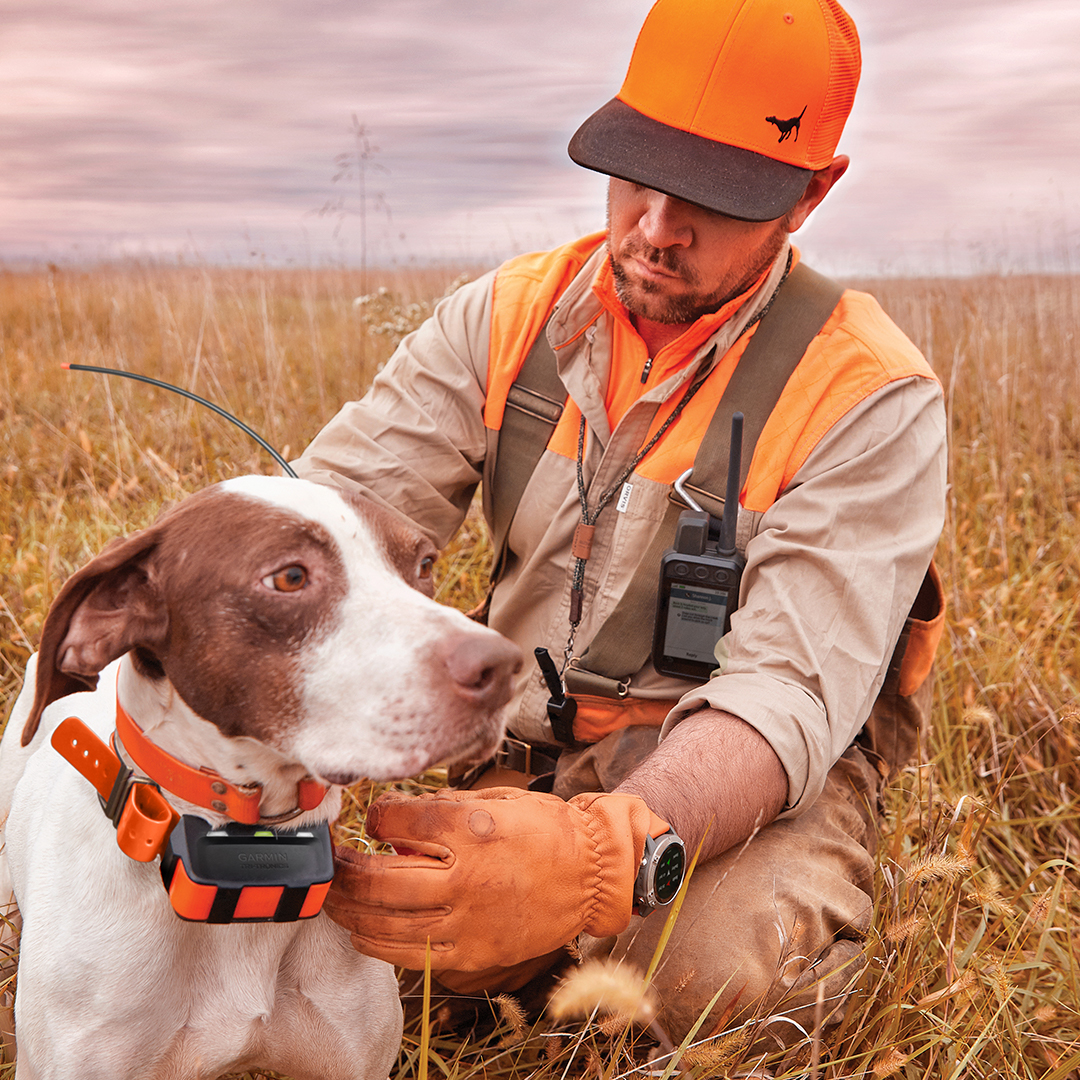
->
{"left": 652, "top": 412, "right": 746, "bottom": 683}
{"left": 160, "top": 816, "right": 334, "bottom": 923}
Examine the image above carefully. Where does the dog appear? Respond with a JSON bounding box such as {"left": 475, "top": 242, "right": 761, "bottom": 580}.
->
{"left": 765, "top": 105, "right": 806, "bottom": 144}
{"left": 0, "top": 474, "right": 522, "bottom": 1079}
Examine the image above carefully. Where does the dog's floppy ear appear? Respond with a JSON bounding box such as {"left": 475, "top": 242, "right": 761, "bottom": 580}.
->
{"left": 23, "top": 523, "right": 170, "bottom": 746}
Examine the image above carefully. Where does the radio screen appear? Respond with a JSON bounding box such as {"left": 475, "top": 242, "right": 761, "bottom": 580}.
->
{"left": 661, "top": 582, "right": 729, "bottom": 664}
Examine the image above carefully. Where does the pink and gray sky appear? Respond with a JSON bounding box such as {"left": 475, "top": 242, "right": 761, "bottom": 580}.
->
{"left": 4, "top": 0, "right": 1078, "bottom": 275}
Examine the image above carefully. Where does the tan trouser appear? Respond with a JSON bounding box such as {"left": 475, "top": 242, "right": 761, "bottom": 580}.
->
{"left": 567, "top": 735, "right": 880, "bottom": 1050}
{"left": 441, "top": 679, "right": 932, "bottom": 1049}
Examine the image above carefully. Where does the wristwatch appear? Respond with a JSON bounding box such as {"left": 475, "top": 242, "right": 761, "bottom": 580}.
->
{"left": 633, "top": 826, "right": 686, "bottom": 916}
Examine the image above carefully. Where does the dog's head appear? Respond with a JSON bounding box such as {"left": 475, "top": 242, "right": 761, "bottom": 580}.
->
{"left": 25, "top": 476, "right": 521, "bottom": 784}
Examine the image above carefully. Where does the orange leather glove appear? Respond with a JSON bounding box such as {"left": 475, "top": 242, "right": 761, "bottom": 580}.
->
{"left": 324, "top": 786, "right": 670, "bottom": 975}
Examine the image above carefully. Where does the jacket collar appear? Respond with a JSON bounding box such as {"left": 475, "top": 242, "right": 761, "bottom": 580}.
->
{"left": 545, "top": 236, "right": 794, "bottom": 370}
{"left": 544, "top": 239, "right": 795, "bottom": 444}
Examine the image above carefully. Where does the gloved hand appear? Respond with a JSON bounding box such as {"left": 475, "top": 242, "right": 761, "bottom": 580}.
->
{"left": 324, "top": 786, "right": 669, "bottom": 975}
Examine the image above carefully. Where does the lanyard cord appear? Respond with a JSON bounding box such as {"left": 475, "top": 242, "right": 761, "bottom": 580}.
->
{"left": 561, "top": 249, "right": 793, "bottom": 670}
{"left": 562, "top": 364, "right": 710, "bottom": 669}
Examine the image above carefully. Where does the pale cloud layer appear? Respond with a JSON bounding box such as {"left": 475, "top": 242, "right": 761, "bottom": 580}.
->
{"left": 3, "top": 0, "right": 1078, "bottom": 274}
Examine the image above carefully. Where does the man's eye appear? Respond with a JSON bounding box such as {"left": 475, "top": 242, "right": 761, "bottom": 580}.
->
{"left": 264, "top": 565, "right": 307, "bottom": 592}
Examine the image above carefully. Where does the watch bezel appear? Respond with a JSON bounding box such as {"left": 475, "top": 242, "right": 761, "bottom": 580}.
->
{"left": 633, "top": 829, "right": 686, "bottom": 916}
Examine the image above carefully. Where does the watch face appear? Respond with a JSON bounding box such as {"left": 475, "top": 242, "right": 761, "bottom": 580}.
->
{"left": 653, "top": 841, "right": 686, "bottom": 905}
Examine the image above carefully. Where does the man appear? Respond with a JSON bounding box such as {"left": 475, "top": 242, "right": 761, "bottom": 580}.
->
{"left": 295, "top": 0, "right": 947, "bottom": 1052}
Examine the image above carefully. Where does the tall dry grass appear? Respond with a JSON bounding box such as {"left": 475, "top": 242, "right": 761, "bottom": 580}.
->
{"left": 1, "top": 262, "right": 1078, "bottom": 1079}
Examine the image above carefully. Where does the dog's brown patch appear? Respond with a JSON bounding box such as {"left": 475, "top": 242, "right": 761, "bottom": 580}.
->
{"left": 337, "top": 489, "right": 440, "bottom": 598}
{"left": 145, "top": 486, "right": 351, "bottom": 743}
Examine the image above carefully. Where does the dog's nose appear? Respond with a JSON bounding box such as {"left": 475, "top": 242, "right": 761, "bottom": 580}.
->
{"left": 438, "top": 630, "right": 522, "bottom": 708}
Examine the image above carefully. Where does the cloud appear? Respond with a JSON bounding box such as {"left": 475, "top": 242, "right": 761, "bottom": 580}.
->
{"left": 2, "top": 0, "right": 1078, "bottom": 271}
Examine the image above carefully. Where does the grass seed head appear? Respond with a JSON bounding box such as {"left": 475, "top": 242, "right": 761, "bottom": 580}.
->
{"left": 966, "top": 870, "right": 1013, "bottom": 913}
{"left": 543, "top": 1034, "right": 565, "bottom": 1060}
{"left": 907, "top": 851, "right": 976, "bottom": 885}
{"left": 962, "top": 706, "right": 999, "bottom": 729}
{"left": 884, "top": 913, "right": 927, "bottom": 944}
{"left": 680, "top": 1025, "right": 753, "bottom": 1070}
{"left": 547, "top": 958, "right": 655, "bottom": 1024}
{"left": 596, "top": 1014, "right": 630, "bottom": 1037}
{"left": 871, "top": 1047, "right": 909, "bottom": 1077}
{"left": 494, "top": 994, "right": 527, "bottom": 1038}
{"left": 1025, "top": 888, "right": 1053, "bottom": 928}
{"left": 985, "top": 959, "right": 1013, "bottom": 1003}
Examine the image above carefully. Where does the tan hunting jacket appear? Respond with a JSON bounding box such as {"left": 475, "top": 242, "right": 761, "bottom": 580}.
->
{"left": 295, "top": 234, "right": 947, "bottom": 815}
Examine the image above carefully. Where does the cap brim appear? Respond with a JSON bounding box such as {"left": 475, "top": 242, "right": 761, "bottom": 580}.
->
{"left": 568, "top": 98, "right": 813, "bottom": 223}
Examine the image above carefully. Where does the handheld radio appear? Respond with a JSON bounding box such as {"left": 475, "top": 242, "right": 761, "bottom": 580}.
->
{"left": 652, "top": 412, "right": 746, "bottom": 683}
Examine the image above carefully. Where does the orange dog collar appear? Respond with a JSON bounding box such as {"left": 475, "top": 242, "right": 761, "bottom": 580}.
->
{"left": 52, "top": 713, "right": 334, "bottom": 923}
{"left": 114, "top": 698, "right": 328, "bottom": 825}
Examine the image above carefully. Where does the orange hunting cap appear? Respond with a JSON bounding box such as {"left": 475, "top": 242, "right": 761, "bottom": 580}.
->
{"left": 568, "top": 0, "right": 860, "bottom": 221}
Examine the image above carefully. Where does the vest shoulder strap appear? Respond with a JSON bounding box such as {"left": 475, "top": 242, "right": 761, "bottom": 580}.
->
{"left": 680, "top": 263, "right": 844, "bottom": 518}
{"left": 488, "top": 325, "right": 567, "bottom": 579}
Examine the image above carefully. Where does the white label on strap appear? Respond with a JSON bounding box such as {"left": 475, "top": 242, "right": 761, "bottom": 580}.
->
{"left": 616, "top": 483, "right": 633, "bottom": 513}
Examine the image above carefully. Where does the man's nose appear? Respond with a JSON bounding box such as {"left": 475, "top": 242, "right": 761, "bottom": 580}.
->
{"left": 638, "top": 192, "right": 693, "bottom": 249}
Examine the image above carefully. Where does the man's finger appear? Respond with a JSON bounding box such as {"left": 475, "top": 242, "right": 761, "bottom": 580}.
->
{"left": 347, "top": 933, "right": 455, "bottom": 968}
{"left": 329, "top": 846, "right": 457, "bottom": 912}
{"left": 363, "top": 786, "right": 535, "bottom": 844}
{"left": 364, "top": 791, "right": 476, "bottom": 843}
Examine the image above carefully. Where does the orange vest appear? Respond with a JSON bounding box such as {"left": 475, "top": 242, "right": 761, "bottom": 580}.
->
{"left": 483, "top": 235, "right": 943, "bottom": 742}
{"left": 484, "top": 235, "right": 937, "bottom": 514}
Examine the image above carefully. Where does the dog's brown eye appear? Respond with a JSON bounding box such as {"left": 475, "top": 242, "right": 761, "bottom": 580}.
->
{"left": 265, "top": 565, "right": 307, "bottom": 592}
{"left": 418, "top": 556, "right": 434, "bottom": 580}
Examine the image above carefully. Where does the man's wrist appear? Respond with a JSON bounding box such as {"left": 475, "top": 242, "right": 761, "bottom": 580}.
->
{"left": 614, "top": 707, "right": 787, "bottom": 863}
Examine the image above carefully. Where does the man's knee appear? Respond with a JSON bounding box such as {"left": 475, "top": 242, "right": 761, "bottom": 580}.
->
{"left": 580, "top": 752, "right": 880, "bottom": 1046}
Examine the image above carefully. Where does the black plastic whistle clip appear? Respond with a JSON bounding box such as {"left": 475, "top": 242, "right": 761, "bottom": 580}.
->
{"left": 534, "top": 647, "right": 576, "bottom": 745}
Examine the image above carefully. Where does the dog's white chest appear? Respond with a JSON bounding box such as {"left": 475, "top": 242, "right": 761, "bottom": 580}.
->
{"left": 3, "top": 692, "right": 400, "bottom": 1080}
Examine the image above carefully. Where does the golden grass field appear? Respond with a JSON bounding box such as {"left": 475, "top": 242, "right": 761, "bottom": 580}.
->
{"left": 0, "top": 262, "right": 1078, "bottom": 1079}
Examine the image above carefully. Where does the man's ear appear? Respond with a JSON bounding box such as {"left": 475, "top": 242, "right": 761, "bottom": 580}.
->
{"left": 786, "top": 155, "right": 850, "bottom": 234}
{"left": 24, "top": 525, "right": 169, "bottom": 746}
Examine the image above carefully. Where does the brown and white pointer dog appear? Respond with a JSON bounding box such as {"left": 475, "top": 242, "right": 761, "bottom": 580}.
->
{"left": 0, "top": 475, "right": 521, "bottom": 1080}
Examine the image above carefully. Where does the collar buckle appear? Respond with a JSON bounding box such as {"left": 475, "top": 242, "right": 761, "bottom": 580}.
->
{"left": 52, "top": 716, "right": 179, "bottom": 862}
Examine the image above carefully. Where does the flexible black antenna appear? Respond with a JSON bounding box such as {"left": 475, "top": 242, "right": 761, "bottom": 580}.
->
{"left": 718, "top": 411, "right": 743, "bottom": 557}
{"left": 63, "top": 363, "right": 298, "bottom": 478}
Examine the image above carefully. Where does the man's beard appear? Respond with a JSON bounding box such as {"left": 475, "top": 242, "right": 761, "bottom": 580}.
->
{"left": 608, "top": 227, "right": 788, "bottom": 326}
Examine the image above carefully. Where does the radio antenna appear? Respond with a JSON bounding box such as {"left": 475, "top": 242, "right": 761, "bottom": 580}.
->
{"left": 718, "top": 412, "right": 743, "bottom": 557}
{"left": 63, "top": 363, "right": 298, "bottom": 478}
